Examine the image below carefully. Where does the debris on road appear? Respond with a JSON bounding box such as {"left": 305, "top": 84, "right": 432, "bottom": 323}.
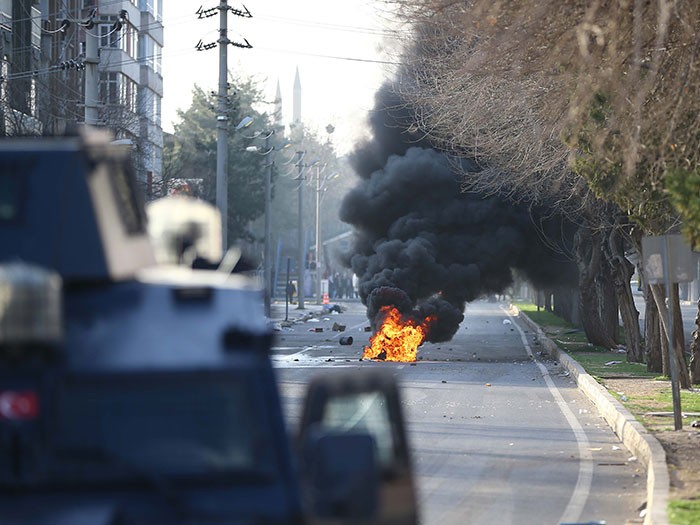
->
{"left": 323, "top": 304, "right": 344, "bottom": 314}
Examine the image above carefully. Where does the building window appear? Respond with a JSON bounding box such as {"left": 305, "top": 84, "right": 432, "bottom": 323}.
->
{"left": 121, "top": 76, "right": 137, "bottom": 112}
{"left": 99, "top": 72, "right": 137, "bottom": 112}
{"left": 140, "top": 34, "right": 162, "bottom": 75}
{"left": 30, "top": 77, "right": 36, "bottom": 116}
{"left": 140, "top": 88, "right": 161, "bottom": 124}
{"left": 100, "top": 72, "right": 119, "bottom": 105}
{"left": 154, "top": 96, "right": 161, "bottom": 124}
{"left": 99, "top": 22, "right": 120, "bottom": 49}
{"left": 0, "top": 58, "right": 7, "bottom": 102}
{"left": 123, "top": 23, "right": 137, "bottom": 59}
{"left": 99, "top": 19, "right": 138, "bottom": 60}
{"left": 143, "top": 0, "right": 162, "bottom": 20}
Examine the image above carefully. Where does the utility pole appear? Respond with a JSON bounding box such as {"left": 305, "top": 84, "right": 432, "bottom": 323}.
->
{"left": 215, "top": 0, "right": 229, "bottom": 251}
{"left": 317, "top": 124, "right": 335, "bottom": 304}
{"left": 216, "top": 0, "right": 228, "bottom": 253}
{"left": 83, "top": 7, "right": 98, "bottom": 125}
{"left": 315, "top": 165, "right": 321, "bottom": 305}
{"left": 263, "top": 132, "right": 273, "bottom": 317}
{"left": 83, "top": 8, "right": 127, "bottom": 127}
{"left": 296, "top": 151, "right": 305, "bottom": 310}
{"left": 247, "top": 130, "right": 287, "bottom": 317}
{"left": 196, "top": 2, "right": 251, "bottom": 252}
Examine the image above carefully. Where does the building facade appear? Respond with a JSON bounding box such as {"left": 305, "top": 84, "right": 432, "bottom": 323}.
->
{"left": 0, "top": 0, "right": 163, "bottom": 198}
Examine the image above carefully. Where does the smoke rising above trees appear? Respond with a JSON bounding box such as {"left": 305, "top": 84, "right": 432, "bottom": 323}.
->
{"left": 340, "top": 84, "right": 577, "bottom": 342}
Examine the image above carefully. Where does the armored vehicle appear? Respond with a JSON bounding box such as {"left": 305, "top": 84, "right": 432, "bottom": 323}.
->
{"left": 0, "top": 132, "right": 417, "bottom": 524}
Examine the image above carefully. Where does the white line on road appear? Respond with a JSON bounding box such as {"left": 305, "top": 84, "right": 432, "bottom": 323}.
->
{"left": 274, "top": 346, "right": 314, "bottom": 358}
{"left": 328, "top": 320, "right": 369, "bottom": 340}
{"left": 502, "top": 307, "right": 593, "bottom": 524}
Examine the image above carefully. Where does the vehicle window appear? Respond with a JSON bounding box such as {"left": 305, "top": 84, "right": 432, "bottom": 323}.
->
{"left": 319, "top": 392, "right": 394, "bottom": 467}
{"left": 50, "top": 373, "right": 275, "bottom": 482}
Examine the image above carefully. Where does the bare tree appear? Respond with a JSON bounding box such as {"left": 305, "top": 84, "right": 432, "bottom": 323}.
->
{"left": 387, "top": 2, "right": 629, "bottom": 352}
{"left": 384, "top": 0, "right": 700, "bottom": 367}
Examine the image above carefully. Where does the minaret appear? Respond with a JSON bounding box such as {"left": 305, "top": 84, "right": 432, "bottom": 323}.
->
{"left": 274, "top": 79, "right": 283, "bottom": 127}
{"left": 293, "top": 66, "right": 301, "bottom": 125}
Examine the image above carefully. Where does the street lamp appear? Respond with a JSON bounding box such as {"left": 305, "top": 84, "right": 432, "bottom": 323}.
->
{"left": 314, "top": 168, "right": 338, "bottom": 305}
{"left": 216, "top": 116, "right": 253, "bottom": 253}
{"left": 245, "top": 131, "right": 290, "bottom": 317}
{"left": 294, "top": 152, "right": 320, "bottom": 310}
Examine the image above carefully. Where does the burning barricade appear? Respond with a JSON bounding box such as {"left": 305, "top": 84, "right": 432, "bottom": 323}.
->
{"left": 362, "top": 305, "right": 435, "bottom": 362}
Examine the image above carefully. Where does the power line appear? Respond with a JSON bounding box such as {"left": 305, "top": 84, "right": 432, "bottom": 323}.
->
{"left": 1, "top": 5, "right": 398, "bottom": 107}
{"left": 2, "top": 37, "right": 398, "bottom": 85}
{"left": 252, "top": 12, "right": 405, "bottom": 40}
{"left": 253, "top": 45, "right": 402, "bottom": 66}
{"left": 6, "top": 0, "right": 157, "bottom": 25}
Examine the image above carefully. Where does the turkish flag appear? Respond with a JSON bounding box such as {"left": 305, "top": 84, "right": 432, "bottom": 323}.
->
{"left": 0, "top": 391, "right": 40, "bottom": 420}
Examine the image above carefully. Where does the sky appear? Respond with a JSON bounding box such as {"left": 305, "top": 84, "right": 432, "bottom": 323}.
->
{"left": 161, "top": 1, "right": 403, "bottom": 154}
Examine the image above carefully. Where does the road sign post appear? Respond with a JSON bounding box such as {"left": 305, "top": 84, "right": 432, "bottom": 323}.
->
{"left": 641, "top": 234, "right": 695, "bottom": 430}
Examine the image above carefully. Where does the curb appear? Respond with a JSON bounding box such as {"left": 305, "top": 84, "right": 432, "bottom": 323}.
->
{"left": 270, "top": 304, "right": 332, "bottom": 326}
{"left": 517, "top": 310, "right": 669, "bottom": 525}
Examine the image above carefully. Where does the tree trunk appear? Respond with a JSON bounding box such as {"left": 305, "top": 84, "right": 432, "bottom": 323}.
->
{"left": 607, "top": 226, "right": 643, "bottom": 362}
{"left": 672, "top": 283, "right": 689, "bottom": 384}
{"left": 661, "top": 312, "right": 670, "bottom": 377}
{"left": 616, "top": 275, "right": 643, "bottom": 362}
{"left": 645, "top": 284, "right": 663, "bottom": 373}
{"left": 649, "top": 283, "right": 691, "bottom": 388}
{"left": 574, "top": 226, "right": 618, "bottom": 349}
{"left": 544, "top": 289, "right": 552, "bottom": 312}
{"left": 598, "top": 266, "right": 619, "bottom": 344}
{"left": 553, "top": 285, "right": 579, "bottom": 325}
{"left": 688, "top": 299, "right": 700, "bottom": 384}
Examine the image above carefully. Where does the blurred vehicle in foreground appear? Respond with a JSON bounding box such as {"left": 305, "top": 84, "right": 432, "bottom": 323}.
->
{"left": 0, "top": 131, "right": 417, "bottom": 525}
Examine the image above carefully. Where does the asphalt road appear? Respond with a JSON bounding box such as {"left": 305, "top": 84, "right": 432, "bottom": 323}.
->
{"left": 270, "top": 299, "right": 647, "bottom": 525}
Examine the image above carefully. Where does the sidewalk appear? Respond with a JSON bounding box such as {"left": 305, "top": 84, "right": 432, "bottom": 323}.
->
{"left": 269, "top": 299, "right": 336, "bottom": 325}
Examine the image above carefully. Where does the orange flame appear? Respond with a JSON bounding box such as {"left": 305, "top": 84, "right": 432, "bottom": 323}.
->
{"left": 363, "top": 306, "right": 434, "bottom": 362}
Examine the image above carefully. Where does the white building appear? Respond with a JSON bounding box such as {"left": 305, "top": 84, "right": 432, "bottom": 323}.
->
{"left": 0, "top": 0, "right": 163, "bottom": 198}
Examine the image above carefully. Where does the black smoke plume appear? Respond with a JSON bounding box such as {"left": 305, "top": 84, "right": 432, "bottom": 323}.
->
{"left": 340, "top": 83, "right": 577, "bottom": 343}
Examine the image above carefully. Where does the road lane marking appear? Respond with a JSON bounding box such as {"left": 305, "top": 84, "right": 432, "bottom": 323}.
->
{"left": 275, "top": 346, "right": 314, "bottom": 358}
{"left": 501, "top": 307, "right": 593, "bottom": 524}
{"left": 328, "top": 320, "right": 369, "bottom": 340}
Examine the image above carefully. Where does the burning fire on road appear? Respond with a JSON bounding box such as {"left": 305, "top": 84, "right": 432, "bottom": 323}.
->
{"left": 363, "top": 306, "right": 435, "bottom": 362}
{"left": 339, "top": 84, "right": 578, "bottom": 359}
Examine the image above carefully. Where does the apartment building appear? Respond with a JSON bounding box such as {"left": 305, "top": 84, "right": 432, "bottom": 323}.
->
{"left": 0, "top": 0, "right": 163, "bottom": 198}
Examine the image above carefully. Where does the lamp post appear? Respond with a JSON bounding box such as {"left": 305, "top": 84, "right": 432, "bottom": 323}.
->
{"left": 315, "top": 164, "right": 321, "bottom": 305}
{"left": 294, "top": 152, "right": 320, "bottom": 310}
{"left": 263, "top": 134, "right": 273, "bottom": 317}
{"left": 245, "top": 130, "right": 289, "bottom": 317}
{"left": 316, "top": 123, "right": 335, "bottom": 304}
{"left": 314, "top": 168, "right": 338, "bottom": 305}
{"left": 296, "top": 151, "right": 306, "bottom": 310}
